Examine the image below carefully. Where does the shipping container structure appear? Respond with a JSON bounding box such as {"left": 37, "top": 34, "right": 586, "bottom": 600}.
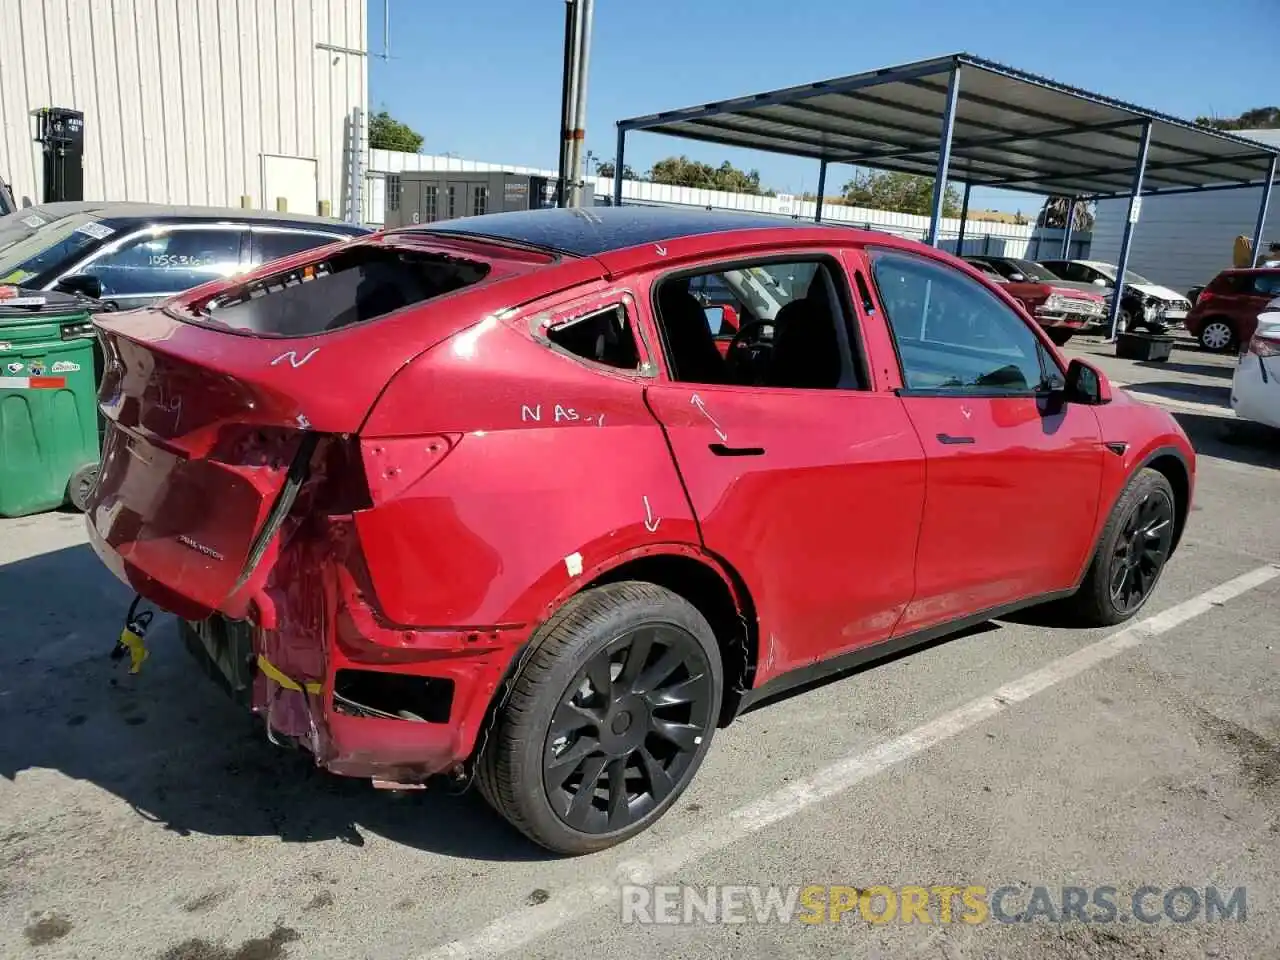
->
{"left": 365, "top": 149, "right": 1087, "bottom": 259}
{"left": 382, "top": 171, "right": 592, "bottom": 228}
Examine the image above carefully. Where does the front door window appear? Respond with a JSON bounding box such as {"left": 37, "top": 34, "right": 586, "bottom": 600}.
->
{"left": 84, "top": 228, "right": 245, "bottom": 299}
{"left": 870, "top": 249, "right": 1057, "bottom": 394}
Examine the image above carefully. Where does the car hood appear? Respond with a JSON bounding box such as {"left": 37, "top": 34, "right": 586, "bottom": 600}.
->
{"left": 1036, "top": 278, "right": 1108, "bottom": 295}
{"left": 1130, "top": 282, "right": 1187, "bottom": 304}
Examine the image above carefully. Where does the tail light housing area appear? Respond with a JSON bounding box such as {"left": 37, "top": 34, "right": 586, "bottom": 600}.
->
{"left": 1246, "top": 334, "right": 1280, "bottom": 358}
{"left": 359, "top": 435, "right": 462, "bottom": 504}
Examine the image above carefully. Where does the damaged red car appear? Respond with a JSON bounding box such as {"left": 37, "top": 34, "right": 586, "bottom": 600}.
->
{"left": 85, "top": 208, "right": 1195, "bottom": 854}
{"left": 964, "top": 256, "right": 1107, "bottom": 345}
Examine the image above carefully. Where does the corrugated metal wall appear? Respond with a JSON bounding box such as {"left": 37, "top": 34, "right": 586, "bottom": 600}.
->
{"left": 1092, "top": 188, "right": 1280, "bottom": 294}
{"left": 364, "top": 149, "right": 1088, "bottom": 259}
{"left": 1091, "top": 130, "right": 1280, "bottom": 293}
{"left": 0, "top": 0, "right": 366, "bottom": 216}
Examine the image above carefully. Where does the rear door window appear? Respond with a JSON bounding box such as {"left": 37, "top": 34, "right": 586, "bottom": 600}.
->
{"left": 1209, "top": 274, "right": 1245, "bottom": 294}
{"left": 252, "top": 230, "right": 344, "bottom": 266}
{"left": 199, "top": 244, "right": 492, "bottom": 337}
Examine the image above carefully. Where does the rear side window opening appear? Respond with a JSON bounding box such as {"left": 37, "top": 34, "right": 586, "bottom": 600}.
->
{"left": 194, "top": 245, "right": 492, "bottom": 337}
{"left": 545, "top": 304, "right": 642, "bottom": 371}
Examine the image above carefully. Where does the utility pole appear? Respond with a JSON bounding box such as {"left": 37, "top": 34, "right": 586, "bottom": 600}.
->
{"left": 557, "top": 0, "right": 595, "bottom": 208}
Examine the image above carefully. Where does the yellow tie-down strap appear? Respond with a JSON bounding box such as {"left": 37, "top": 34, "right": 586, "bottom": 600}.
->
{"left": 257, "top": 655, "right": 323, "bottom": 695}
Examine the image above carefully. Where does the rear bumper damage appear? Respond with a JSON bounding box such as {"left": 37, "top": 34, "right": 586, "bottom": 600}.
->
{"left": 94, "top": 513, "right": 532, "bottom": 784}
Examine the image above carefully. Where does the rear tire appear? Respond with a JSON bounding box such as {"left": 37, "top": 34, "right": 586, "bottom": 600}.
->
{"left": 1063, "top": 468, "right": 1177, "bottom": 627}
{"left": 477, "top": 581, "right": 723, "bottom": 855}
{"left": 67, "top": 462, "right": 100, "bottom": 512}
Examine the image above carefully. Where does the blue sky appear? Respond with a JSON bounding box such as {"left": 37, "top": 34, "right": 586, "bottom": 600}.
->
{"left": 369, "top": 0, "right": 1277, "bottom": 214}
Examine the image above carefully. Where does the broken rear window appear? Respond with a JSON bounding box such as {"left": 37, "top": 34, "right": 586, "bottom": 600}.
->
{"left": 195, "top": 245, "right": 491, "bottom": 337}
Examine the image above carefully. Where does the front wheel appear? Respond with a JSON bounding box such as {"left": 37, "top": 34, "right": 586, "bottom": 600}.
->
{"left": 1046, "top": 329, "right": 1074, "bottom": 347}
{"left": 477, "top": 581, "right": 723, "bottom": 855}
{"left": 1198, "top": 320, "right": 1236, "bottom": 353}
{"left": 1064, "top": 468, "right": 1177, "bottom": 626}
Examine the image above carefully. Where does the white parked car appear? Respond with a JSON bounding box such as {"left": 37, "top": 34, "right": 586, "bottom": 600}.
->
{"left": 1230, "top": 297, "right": 1280, "bottom": 431}
{"left": 1040, "top": 259, "right": 1193, "bottom": 331}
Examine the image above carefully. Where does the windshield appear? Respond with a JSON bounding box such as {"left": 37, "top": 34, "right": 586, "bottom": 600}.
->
{"left": 1008, "top": 259, "right": 1059, "bottom": 282}
{"left": 715, "top": 263, "right": 815, "bottom": 320}
{"left": 0, "top": 214, "right": 109, "bottom": 284}
{"left": 1092, "top": 264, "right": 1150, "bottom": 285}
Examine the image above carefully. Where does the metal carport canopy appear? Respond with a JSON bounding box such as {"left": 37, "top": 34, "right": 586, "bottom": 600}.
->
{"left": 615, "top": 53, "right": 1280, "bottom": 200}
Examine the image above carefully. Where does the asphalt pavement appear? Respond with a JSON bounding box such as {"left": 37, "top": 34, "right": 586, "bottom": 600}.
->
{"left": 1, "top": 333, "right": 1277, "bottom": 960}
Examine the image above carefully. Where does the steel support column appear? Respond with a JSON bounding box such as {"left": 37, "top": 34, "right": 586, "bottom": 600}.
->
{"left": 814, "top": 160, "right": 828, "bottom": 223}
{"left": 612, "top": 125, "right": 626, "bottom": 206}
{"left": 1061, "top": 197, "right": 1076, "bottom": 258}
{"left": 1107, "top": 120, "right": 1153, "bottom": 340}
{"left": 1249, "top": 155, "right": 1278, "bottom": 266}
{"left": 556, "top": 0, "right": 579, "bottom": 208}
{"left": 926, "top": 65, "right": 961, "bottom": 247}
{"left": 955, "top": 182, "right": 971, "bottom": 254}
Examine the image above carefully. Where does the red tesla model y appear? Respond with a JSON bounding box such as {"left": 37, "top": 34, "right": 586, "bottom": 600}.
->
{"left": 85, "top": 207, "right": 1194, "bottom": 853}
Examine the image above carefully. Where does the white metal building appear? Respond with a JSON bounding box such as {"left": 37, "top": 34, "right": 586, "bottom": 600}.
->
{"left": 0, "top": 0, "right": 367, "bottom": 219}
{"left": 1091, "top": 129, "right": 1280, "bottom": 293}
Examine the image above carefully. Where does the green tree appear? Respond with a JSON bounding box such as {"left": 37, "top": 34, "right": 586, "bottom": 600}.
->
{"left": 840, "top": 170, "right": 961, "bottom": 217}
{"left": 595, "top": 161, "right": 638, "bottom": 179}
{"left": 368, "top": 110, "right": 424, "bottom": 153}
{"left": 1195, "top": 107, "right": 1280, "bottom": 131}
{"left": 647, "top": 155, "right": 774, "bottom": 195}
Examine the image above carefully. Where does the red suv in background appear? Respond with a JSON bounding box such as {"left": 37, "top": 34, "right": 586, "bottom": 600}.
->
{"left": 1185, "top": 268, "right": 1280, "bottom": 352}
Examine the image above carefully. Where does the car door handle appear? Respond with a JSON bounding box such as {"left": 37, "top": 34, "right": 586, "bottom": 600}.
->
{"left": 936, "top": 433, "right": 975, "bottom": 445}
{"left": 709, "top": 443, "right": 765, "bottom": 457}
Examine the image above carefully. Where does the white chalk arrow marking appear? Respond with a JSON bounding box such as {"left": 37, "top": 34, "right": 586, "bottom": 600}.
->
{"left": 654, "top": 244, "right": 667, "bottom": 257}
{"left": 690, "top": 393, "right": 728, "bottom": 442}
{"left": 643, "top": 495, "right": 660, "bottom": 533}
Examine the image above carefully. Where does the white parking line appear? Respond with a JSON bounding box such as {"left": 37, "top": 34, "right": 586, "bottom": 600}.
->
{"left": 418, "top": 564, "right": 1279, "bottom": 960}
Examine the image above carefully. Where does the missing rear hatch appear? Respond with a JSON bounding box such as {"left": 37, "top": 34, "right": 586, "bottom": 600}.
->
{"left": 197, "top": 246, "right": 491, "bottom": 336}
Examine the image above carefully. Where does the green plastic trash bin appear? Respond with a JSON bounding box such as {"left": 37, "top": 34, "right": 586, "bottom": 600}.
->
{"left": 0, "top": 290, "right": 102, "bottom": 518}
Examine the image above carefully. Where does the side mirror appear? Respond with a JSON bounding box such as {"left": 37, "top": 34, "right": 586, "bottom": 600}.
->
{"left": 1065, "top": 358, "right": 1112, "bottom": 405}
{"left": 1092, "top": 278, "right": 1108, "bottom": 288}
{"left": 55, "top": 274, "right": 103, "bottom": 299}
{"left": 1009, "top": 273, "right": 1025, "bottom": 282}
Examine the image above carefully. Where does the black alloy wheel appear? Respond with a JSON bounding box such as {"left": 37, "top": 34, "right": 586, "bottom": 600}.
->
{"left": 1107, "top": 490, "right": 1175, "bottom": 616}
{"left": 1062, "top": 468, "right": 1179, "bottom": 627}
{"left": 544, "top": 624, "right": 714, "bottom": 834}
{"left": 476, "top": 581, "right": 723, "bottom": 855}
